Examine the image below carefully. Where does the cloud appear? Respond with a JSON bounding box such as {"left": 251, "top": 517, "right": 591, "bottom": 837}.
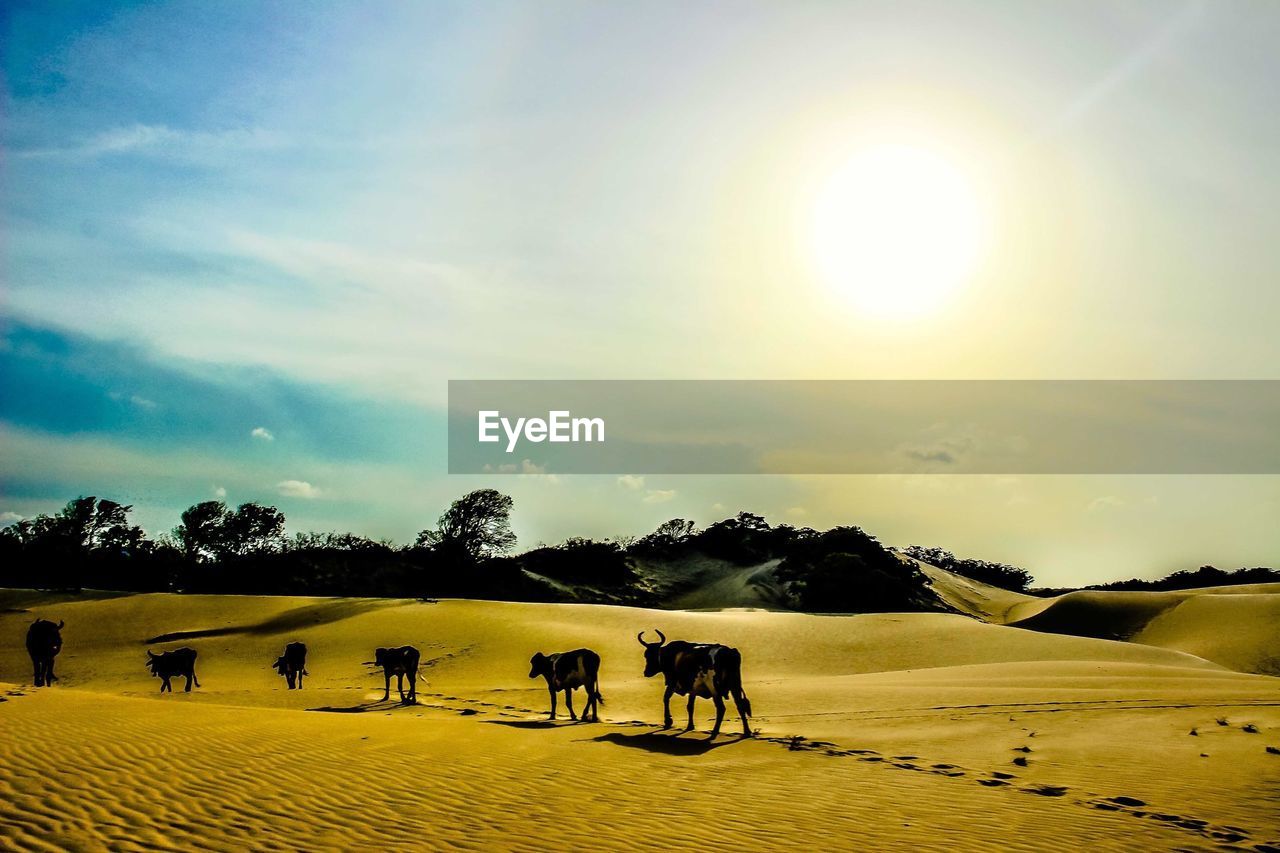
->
{"left": 108, "top": 390, "right": 158, "bottom": 410}
{"left": 276, "top": 480, "right": 321, "bottom": 499}
{"left": 0, "top": 511, "right": 24, "bottom": 527}
{"left": 617, "top": 474, "right": 645, "bottom": 490}
{"left": 642, "top": 489, "right": 677, "bottom": 504}
{"left": 785, "top": 506, "right": 808, "bottom": 519}
{"left": 482, "top": 459, "right": 562, "bottom": 484}
{"left": 1087, "top": 495, "right": 1126, "bottom": 513}
{"left": 213, "top": 486, "right": 227, "bottom": 499}
{"left": 251, "top": 427, "right": 275, "bottom": 441}
{"left": 15, "top": 124, "right": 290, "bottom": 161}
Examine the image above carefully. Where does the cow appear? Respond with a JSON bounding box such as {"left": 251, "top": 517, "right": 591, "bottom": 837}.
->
{"left": 374, "top": 646, "right": 419, "bottom": 704}
{"left": 272, "top": 641, "right": 308, "bottom": 689}
{"left": 528, "top": 648, "right": 604, "bottom": 722}
{"left": 637, "top": 628, "right": 752, "bottom": 740}
{"left": 26, "top": 619, "right": 64, "bottom": 687}
{"left": 146, "top": 648, "right": 200, "bottom": 693}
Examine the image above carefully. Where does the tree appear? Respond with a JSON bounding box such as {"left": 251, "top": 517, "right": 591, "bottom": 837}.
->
{"left": 416, "top": 489, "right": 516, "bottom": 562}
{"left": 173, "top": 501, "right": 285, "bottom": 561}
{"left": 629, "top": 518, "right": 697, "bottom": 555}
{"left": 174, "top": 501, "right": 231, "bottom": 561}
{"left": 223, "top": 502, "right": 286, "bottom": 557}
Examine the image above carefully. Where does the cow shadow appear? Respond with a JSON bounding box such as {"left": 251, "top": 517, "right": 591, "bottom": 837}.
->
{"left": 307, "top": 698, "right": 416, "bottom": 713}
{"left": 592, "top": 731, "right": 740, "bottom": 755}
{"left": 484, "top": 719, "right": 584, "bottom": 730}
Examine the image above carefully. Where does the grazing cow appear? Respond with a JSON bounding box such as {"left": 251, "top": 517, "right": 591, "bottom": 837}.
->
{"left": 374, "top": 646, "right": 419, "bottom": 704}
{"left": 637, "top": 628, "right": 752, "bottom": 740}
{"left": 528, "top": 648, "right": 604, "bottom": 722}
{"left": 273, "top": 642, "right": 308, "bottom": 689}
{"left": 26, "top": 619, "right": 64, "bottom": 687}
{"left": 146, "top": 648, "right": 200, "bottom": 693}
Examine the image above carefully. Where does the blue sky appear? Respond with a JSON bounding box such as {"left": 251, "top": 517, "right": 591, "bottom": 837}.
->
{"left": 2, "top": 1, "right": 1277, "bottom": 582}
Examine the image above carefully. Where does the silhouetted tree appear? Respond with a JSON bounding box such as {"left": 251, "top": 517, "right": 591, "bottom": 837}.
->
{"left": 174, "top": 501, "right": 231, "bottom": 562}
{"left": 223, "top": 502, "right": 286, "bottom": 557}
{"left": 416, "top": 489, "right": 516, "bottom": 563}
{"left": 629, "top": 518, "right": 697, "bottom": 555}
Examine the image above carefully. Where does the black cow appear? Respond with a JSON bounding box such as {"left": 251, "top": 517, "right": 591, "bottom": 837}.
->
{"left": 374, "top": 646, "right": 419, "bottom": 704}
{"left": 273, "top": 642, "right": 308, "bottom": 689}
{"left": 637, "top": 629, "right": 752, "bottom": 740}
{"left": 26, "top": 619, "right": 64, "bottom": 687}
{"left": 529, "top": 648, "right": 604, "bottom": 722}
{"left": 146, "top": 648, "right": 200, "bottom": 693}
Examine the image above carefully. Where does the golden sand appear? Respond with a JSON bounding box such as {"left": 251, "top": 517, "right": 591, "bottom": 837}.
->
{"left": 2, "top": 574, "right": 1278, "bottom": 851}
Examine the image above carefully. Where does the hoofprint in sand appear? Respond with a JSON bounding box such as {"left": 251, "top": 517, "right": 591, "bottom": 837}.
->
{"left": 2, "top": 585, "right": 1278, "bottom": 851}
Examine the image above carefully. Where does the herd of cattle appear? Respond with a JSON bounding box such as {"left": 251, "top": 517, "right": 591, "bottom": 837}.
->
{"left": 22, "top": 617, "right": 755, "bottom": 739}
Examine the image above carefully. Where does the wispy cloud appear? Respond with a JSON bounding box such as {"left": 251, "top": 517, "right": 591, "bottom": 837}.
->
{"left": 642, "top": 489, "right": 677, "bottom": 504}
{"left": 276, "top": 479, "right": 321, "bottom": 499}
{"left": 13, "top": 124, "right": 290, "bottom": 161}
{"left": 251, "top": 427, "right": 275, "bottom": 442}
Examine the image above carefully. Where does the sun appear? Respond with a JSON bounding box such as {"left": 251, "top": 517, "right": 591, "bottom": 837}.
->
{"left": 809, "top": 143, "right": 987, "bottom": 317}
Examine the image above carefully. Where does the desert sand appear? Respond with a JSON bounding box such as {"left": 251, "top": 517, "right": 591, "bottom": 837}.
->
{"left": 2, "top": 569, "right": 1278, "bottom": 851}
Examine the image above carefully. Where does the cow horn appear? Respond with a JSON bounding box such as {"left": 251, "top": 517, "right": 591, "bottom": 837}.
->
{"left": 636, "top": 630, "right": 648, "bottom": 647}
{"left": 57, "top": 620, "right": 64, "bottom": 629}
{"left": 147, "top": 650, "right": 156, "bottom": 659}
{"left": 654, "top": 628, "right": 666, "bottom": 644}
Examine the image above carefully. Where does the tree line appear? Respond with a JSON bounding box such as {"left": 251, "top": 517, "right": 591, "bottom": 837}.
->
{"left": 3, "top": 491, "right": 1271, "bottom": 609}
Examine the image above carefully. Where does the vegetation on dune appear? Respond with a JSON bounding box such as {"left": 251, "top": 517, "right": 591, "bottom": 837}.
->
{"left": 1078, "top": 565, "right": 1280, "bottom": 593}
{"left": 901, "top": 545, "right": 1035, "bottom": 592}
{"left": 2, "top": 492, "right": 1273, "bottom": 611}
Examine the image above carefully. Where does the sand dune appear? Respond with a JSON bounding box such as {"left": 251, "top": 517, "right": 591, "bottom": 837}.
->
{"left": 2, "top": 589, "right": 1279, "bottom": 850}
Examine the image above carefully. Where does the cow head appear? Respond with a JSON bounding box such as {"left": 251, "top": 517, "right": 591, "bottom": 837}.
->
{"left": 528, "top": 652, "right": 550, "bottom": 679}
{"left": 637, "top": 628, "right": 667, "bottom": 677}
{"left": 374, "top": 647, "right": 388, "bottom": 667}
{"left": 146, "top": 650, "right": 160, "bottom": 675}
{"left": 273, "top": 655, "right": 288, "bottom": 673}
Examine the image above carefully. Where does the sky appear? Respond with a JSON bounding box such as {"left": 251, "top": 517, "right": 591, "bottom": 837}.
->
{"left": 2, "top": 1, "right": 1277, "bottom": 585}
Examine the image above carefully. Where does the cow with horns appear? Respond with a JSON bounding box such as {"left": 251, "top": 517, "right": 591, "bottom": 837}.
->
{"left": 528, "top": 648, "right": 604, "bottom": 722}
{"left": 636, "top": 629, "right": 753, "bottom": 740}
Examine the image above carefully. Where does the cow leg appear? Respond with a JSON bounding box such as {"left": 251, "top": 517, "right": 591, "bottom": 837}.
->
{"left": 47, "top": 662, "right": 56, "bottom": 684}
{"left": 732, "top": 687, "right": 752, "bottom": 736}
{"left": 286, "top": 671, "right": 296, "bottom": 689}
{"left": 297, "top": 669, "right": 304, "bottom": 690}
{"left": 382, "top": 671, "right": 391, "bottom": 701}
{"left": 161, "top": 676, "right": 170, "bottom": 693}
{"left": 548, "top": 686, "right": 557, "bottom": 719}
{"left": 684, "top": 693, "right": 697, "bottom": 732}
{"left": 406, "top": 670, "right": 416, "bottom": 704}
{"left": 184, "top": 673, "right": 194, "bottom": 692}
{"left": 661, "top": 686, "right": 674, "bottom": 729}
{"left": 709, "top": 693, "right": 727, "bottom": 740}
{"left": 395, "top": 672, "right": 405, "bottom": 703}
{"left": 32, "top": 659, "right": 43, "bottom": 688}
{"left": 565, "top": 689, "right": 576, "bottom": 721}
{"left": 585, "top": 681, "right": 598, "bottom": 722}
